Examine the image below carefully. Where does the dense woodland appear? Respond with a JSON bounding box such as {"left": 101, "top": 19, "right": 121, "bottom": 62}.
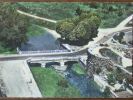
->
{"left": 0, "top": 2, "right": 30, "bottom": 54}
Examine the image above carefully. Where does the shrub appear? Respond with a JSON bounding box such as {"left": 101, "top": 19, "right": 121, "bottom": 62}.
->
{"left": 107, "top": 74, "right": 116, "bottom": 85}
{"left": 89, "top": 2, "right": 99, "bottom": 8}
{"left": 96, "top": 68, "right": 102, "bottom": 75}
{"left": 118, "top": 11, "right": 123, "bottom": 16}
{"left": 108, "top": 6, "right": 113, "bottom": 11}
{"left": 26, "top": 24, "right": 45, "bottom": 37}
{"left": 103, "top": 86, "right": 111, "bottom": 97}
{"left": 57, "top": 80, "right": 69, "bottom": 88}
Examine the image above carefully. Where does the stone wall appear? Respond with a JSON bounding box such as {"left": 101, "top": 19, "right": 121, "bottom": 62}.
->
{"left": 124, "top": 48, "right": 133, "bottom": 59}
{"left": 87, "top": 45, "right": 132, "bottom": 86}
{"left": 87, "top": 51, "right": 116, "bottom": 75}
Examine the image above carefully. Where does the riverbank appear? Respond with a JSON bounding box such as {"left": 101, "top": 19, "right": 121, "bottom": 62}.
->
{"left": 29, "top": 62, "right": 104, "bottom": 98}
{"left": 30, "top": 65, "right": 83, "bottom": 98}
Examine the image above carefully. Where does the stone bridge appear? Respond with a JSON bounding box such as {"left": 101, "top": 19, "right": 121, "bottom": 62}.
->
{"left": 26, "top": 56, "right": 87, "bottom": 67}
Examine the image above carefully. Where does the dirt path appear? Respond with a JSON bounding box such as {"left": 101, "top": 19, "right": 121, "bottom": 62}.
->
{"left": 17, "top": 10, "right": 57, "bottom": 23}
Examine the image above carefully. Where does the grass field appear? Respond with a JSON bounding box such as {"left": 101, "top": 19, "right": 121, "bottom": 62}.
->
{"left": 26, "top": 24, "right": 45, "bottom": 37}
{"left": 73, "top": 63, "right": 88, "bottom": 74}
{"left": 30, "top": 66, "right": 83, "bottom": 98}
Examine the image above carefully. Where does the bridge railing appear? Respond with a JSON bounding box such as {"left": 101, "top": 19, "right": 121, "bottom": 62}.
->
{"left": 29, "top": 56, "right": 80, "bottom": 61}
{"left": 17, "top": 49, "right": 70, "bottom": 55}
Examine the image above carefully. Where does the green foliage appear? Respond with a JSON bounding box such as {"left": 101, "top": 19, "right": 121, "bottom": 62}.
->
{"left": 100, "top": 48, "right": 122, "bottom": 65}
{"left": 89, "top": 2, "right": 99, "bottom": 8}
{"left": 125, "top": 66, "right": 132, "bottom": 73}
{"left": 113, "top": 32, "right": 125, "bottom": 43}
{"left": 106, "top": 73, "right": 116, "bottom": 85}
{"left": 75, "top": 6, "right": 82, "bottom": 16}
{"left": 30, "top": 67, "right": 83, "bottom": 98}
{"left": 11, "top": 2, "right": 133, "bottom": 28}
{"left": 118, "top": 11, "right": 123, "bottom": 16}
{"left": 124, "top": 23, "right": 133, "bottom": 27}
{"left": 115, "top": 73, "right": 126, "bottom": 84}
{"left": 57, "top": 80, "right": 68, "bottom": 88}
{"left": 103, "top": 87, "right": 111, "bottom": 97}
{"left": 108, "top": 67, "right": 127, "bottom": 84}
{"left": 0, "top": 42, "right": 17, "bottom": 54}
{"left": 0, "top": 2, "right": 29, "bottom": 49}
{"left": 56, "top": 12, "right": 101, "bottom": 41}
{"left": 73, "top": 63, "right": 88, "bottom": 74}
{"left": 26, "top": 24, "right": 45, "bottom": 37}
{"left": 88, "top": 80, "right": 100, "bottom": 89}
{"left": 29, "top": 17, "right": 55, "bottom": 30}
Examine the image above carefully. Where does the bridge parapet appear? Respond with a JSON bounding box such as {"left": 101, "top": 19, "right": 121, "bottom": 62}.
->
{"left": 29, "top": 56, "right": 80, "bottom": 61}
{"left": 19, "top": 50, "right": 70, "bottom": 55}
{"left": 17, "top": 47, "right": 71, "bottom": 55}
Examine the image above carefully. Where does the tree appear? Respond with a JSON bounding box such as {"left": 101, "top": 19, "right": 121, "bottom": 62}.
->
{"left": 0, "top": 2, "right": 29, "bottom": 49}
{"left": 118, "top": 11, "right": 123, "bottom": 16}
{"left": 56, "top": 12, "right": 101, "bottom": 42}
{"left": 107, "top": 74, "right": 116, "bottom": 85}
{"left": 89, "top": 2, "right": 98, "bottom": 9}
{"left": 75, "top": 6, "right": 82, "bottom": 16}
{"left": 103, "top": 86, "right": 111, "bottom": 97}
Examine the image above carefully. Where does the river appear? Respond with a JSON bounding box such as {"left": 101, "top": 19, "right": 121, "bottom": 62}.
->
{"left": 64, "top": 62, "right": 104, "bottom": 98}
{"left": 20, "top": 31, "right": 64, "bottom": 51}
{"left": 23, "top": 30, "right": 104, "bottom": 97}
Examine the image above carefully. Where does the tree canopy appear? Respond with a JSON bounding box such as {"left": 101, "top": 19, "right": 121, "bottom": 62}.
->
{"left": 0, "top": 2, "right": 29, "bottom": 49}
{"left": 56, "top": 12, "right": 101, "bottom": 41}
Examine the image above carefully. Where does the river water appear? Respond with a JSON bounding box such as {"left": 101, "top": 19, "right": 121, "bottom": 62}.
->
{"left": 64, "top": 62, "right": 104, "bottom": 98}
{"left": 20, "top": 31, "right": 64, "bottom": 51}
